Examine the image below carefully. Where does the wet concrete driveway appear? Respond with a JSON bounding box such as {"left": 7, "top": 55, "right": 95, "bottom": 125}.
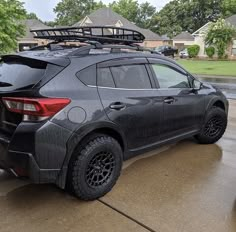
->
{"left": 0, "top": 101, "right": 236, "bottom": 232}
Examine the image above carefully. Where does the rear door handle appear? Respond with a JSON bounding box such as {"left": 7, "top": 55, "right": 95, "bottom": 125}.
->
{"left": 109, "top": 102, "right": 126, "bottom": 110}
{"left": 164, "top": 97, "right": 175, "bottom": 104}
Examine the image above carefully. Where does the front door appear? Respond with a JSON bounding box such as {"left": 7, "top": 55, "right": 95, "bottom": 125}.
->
{"left": 97, "top": 58, "right": 163, "bottom": 151}
{"left": 148, "top": 59, "right": 206, "bottom": 140}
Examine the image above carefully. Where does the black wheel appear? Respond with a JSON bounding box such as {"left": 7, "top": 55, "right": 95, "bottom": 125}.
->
{"left": 67, "top": 134, "right": 122, "bottom": 201}
{"left": 195, "top": 107, "right": 227, "bottom": 144}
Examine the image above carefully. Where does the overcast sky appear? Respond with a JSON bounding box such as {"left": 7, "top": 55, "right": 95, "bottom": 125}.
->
{"left": 19, "top": 0, "right": 171, "bottom": 21}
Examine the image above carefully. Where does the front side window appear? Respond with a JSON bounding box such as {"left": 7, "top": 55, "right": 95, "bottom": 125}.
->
{"left": 152, "top": 64, "right": 190, "bottom": 89}
{"left": 110, "top": 64, "right": 151, "bottom": 89}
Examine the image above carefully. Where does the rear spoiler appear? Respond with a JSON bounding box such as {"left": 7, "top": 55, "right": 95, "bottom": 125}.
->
{"left": 1, "top": 54, "right": 70, "bottom": 67}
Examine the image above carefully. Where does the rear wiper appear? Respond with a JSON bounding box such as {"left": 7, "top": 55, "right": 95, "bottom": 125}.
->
{"left": 0, "top": 82, "right": 13, "bottom": 87}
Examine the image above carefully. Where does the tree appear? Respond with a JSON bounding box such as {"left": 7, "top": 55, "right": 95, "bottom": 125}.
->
{"left": 151, "top": 0, "right": 222, "bottom": 38}
{"left": 54, "top": 0, "right": 106, "bottom": 26}
{"left": 222, "top": 0, "right": 236, "bottom": 17}
{"left": 136, "top": 2, "right": 156, "bottom": 28}
{"left": 205, "top": 18, "right": 236, "bottom": 58}
{"left": 0, "top": 0, "right": 26, "bottom": 54}
{"left": 110, "top": 0, "right": 139, "bottom": 23}
{"left": 26, "top": 12, "right": 39, "bottom": 20}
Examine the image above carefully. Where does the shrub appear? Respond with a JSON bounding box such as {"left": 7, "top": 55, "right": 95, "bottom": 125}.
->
{"left": 205, "top": 18, "right": 236, "bottom": 59}
{"left": 187, "top": 45, "right": 200, "bottom": 58}
{"left": 205, "top": 46, "right": 215, "bottom": 58}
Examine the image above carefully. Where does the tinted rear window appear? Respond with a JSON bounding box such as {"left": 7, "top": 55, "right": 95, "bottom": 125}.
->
{"left": 0, "top": 58, "right": 47, "bottom": 91}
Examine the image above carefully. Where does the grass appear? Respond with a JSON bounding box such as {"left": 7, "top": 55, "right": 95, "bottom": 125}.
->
{"left": 177, "top": 60, "right": 236, "bottom": 77}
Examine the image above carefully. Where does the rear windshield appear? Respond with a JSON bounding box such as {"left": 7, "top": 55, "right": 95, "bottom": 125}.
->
{"left": 0, "top": 58, "right": 47, "bottom": 91}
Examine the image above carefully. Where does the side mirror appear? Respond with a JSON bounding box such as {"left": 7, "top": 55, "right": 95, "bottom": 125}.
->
{"left": 193, "top": 79, "right": 203, "bottom": 91}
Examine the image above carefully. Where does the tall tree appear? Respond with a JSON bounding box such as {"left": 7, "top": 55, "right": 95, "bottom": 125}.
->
{"left": 222, "top": 0, "right": 236, "bottom": 17}
{"left": 110, "top": 0, "right": 139, "bottom": 23}
{"left": 54, "top": 0, "right": 106, "bottom": 26}
{"left": 136, "top": 2, "right": 156, "bottom": 28}
{"left": 0, "top": 0, "right": 26, "bottom": 54}
{"left": 151, "top": 0, "right": 222, "bottom": 38}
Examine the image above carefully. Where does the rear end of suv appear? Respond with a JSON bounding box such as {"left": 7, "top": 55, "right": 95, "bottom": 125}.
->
{"left": 0, "top": 54, "right": 72, "bottom": 182}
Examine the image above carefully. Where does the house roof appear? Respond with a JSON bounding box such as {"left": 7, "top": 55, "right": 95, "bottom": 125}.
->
{"left": 19, "top": 19, "right": 51, "bottom": 41}
{"left": 73, "top": 8, "right": 162, "bottom": 41}
{"left": 226, "top": 15, "right": 236, "bottom": 27}
{"left": 173, "top": 31, "right": 194, "bottom": 41}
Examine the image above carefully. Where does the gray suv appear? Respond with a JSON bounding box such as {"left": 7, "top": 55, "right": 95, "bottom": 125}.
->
{"left": 0, "top": 27, "right": 228, "bottom": 200}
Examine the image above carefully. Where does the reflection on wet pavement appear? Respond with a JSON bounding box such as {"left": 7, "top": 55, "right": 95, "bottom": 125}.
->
{"left": 0, "top": 100, "right": 236, "bottom": 232}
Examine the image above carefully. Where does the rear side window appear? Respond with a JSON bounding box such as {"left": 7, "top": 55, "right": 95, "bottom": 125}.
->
{"left": 110, "top": 64, "right": 151, "bottom": 89}
{"left": 77, "top": 65, "right": 96, "bottom": 86}
{"left": 97, "top": 68, "right": 115, "bottom": 88}
{"left": 0, "top": 58, "right": 47, "bottom": 91}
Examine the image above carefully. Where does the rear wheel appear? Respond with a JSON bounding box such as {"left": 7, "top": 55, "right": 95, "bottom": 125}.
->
{"left": 67, "top": 134, "right": 122, "bottom": 201}
{"left": 195, "top": 107, "right": 227, "bottom": 144}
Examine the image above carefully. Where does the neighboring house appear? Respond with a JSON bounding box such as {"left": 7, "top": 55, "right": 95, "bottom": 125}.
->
{"left": 18, "top": 19, "right": 51, "bottom": 51}
{"left": 173, "top": 32, "right": 195, "bottom": 51}
{"left": 192, "top": 22, "right": 213, "bottom": 57}
{"left": 192, "top": 14, "right": 236, "bottom": 58}
{"left": 73, "top": 8, "right": 165, "bottom": 48}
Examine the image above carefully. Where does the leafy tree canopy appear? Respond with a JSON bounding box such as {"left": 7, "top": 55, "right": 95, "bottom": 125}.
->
{"left": 54, "top": 0, "right": 106, "bottom": 26}
{"left": 151, "top": 0, "right": 223, "bottom": 38}
{"left": 222, "top": 0, "right": 236, "bottom": 17}
{"left": 26, "top": 12, "right": 39, "bottom": 20}
{"left": 110, "top": 0, "right": 156, "bottom": 28}
{"left": 0, "top": 0, "right": 26, "bottom": 54}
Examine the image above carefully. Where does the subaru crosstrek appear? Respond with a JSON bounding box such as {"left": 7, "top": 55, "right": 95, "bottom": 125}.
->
{"left": 0, "top": 27, "right": 228, "bottom": 200}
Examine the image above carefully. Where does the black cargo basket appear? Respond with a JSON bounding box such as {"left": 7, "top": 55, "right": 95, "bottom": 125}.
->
{"left": 31, "top": 26, "right": 145, "bottom": 45}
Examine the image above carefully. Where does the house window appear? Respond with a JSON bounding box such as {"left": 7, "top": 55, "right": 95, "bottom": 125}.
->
{"left": 232, "top": 40, "right": 236, "bottom": 56}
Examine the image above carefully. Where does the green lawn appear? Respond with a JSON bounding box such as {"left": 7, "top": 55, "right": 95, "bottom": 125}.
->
{"left": 177, "top": 60, "right": 236, "bottom": 77}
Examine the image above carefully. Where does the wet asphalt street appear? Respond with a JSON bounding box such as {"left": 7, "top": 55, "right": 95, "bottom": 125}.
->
{"left": 0, "top": 100, "right": 236, "bottom": 232}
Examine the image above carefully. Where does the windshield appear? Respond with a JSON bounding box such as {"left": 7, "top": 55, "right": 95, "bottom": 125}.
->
{"left": 0, "top": 58, "right": 47, "bottom": 91}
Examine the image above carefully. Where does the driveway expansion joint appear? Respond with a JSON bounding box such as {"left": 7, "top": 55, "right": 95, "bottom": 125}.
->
{"left": 98, "top": 199, "right": 157, "bottom": 232}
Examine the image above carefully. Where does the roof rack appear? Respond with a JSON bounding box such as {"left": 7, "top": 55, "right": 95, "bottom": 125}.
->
{"left": 31, "top": 26, "right": 145, "bottom": 45}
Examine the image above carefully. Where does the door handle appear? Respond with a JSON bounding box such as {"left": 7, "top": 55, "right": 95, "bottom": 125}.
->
{"left": 109, "top": 102, "right": 126, "bottom": 110}
{"left": 164, "top": 97, "right": 175, "bottom": 104}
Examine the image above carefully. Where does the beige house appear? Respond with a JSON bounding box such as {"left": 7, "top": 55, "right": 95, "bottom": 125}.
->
{"left": 192, "top": 15, "right": 236, "bottom": 58}
{"left": 73, "top": 8, "right": 165, "bottom": 48}
{"left": 172, "top": 32, "right": 195, "bottom": 51}
{"left": 18, "top": 19, "right": 51, "bottom": 51}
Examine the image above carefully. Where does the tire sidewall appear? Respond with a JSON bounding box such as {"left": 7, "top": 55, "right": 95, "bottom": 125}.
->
{"left": 197, "top": 107, "right": 227, "bottom": 144}
{"left": 71, "top": 136, "right": 122, "bottom": 200}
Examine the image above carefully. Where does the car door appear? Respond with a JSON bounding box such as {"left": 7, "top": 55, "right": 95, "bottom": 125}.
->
{"left": 148, "top": 58, "right": 206, "bottom": 140}
{"left": 97, "top": 58, "right": 163, "bottom": 151}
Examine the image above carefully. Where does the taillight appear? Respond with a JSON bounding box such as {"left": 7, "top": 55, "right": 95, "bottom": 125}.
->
{"left": 2, "top": 97, "right": 71, "bottom": 121}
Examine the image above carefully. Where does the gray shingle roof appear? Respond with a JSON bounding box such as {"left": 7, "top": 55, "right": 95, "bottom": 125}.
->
{"left": 73, "top": 8, "right": 162, "bottom": 41}
{"left": 226, "top": 15, "right": 236, "bottom": 27}
{"left": 173, "top": 31, "right": 194, "bottom": 41}
{"left": 19, "top": 19, "right": 51, "bottom": 41}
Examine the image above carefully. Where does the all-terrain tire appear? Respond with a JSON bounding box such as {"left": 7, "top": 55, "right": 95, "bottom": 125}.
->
{"left": 67, "top": 134, "right": 123, "bottom": 201}
{"left": 195, "top": 107, "right": 227, "bottom": 144}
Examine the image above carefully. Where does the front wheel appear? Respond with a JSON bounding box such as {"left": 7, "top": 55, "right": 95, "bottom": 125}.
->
{"left": 195, "top": 107, "right": 227, "bottom": 144}
{"left": 67, "top": 134, "right": 123, "bottom": 201}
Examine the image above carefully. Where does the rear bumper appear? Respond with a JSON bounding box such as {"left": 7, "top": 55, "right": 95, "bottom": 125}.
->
{"left": 0, "top": 139, "right": 60, "bottom": 183}
{"left": 0, "top": 121, "right": 71, "bottom": 185}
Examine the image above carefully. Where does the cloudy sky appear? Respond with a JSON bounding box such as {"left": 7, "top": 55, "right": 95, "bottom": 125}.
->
{"left": 19, "top": 0, "right": 171, "bottom": 21}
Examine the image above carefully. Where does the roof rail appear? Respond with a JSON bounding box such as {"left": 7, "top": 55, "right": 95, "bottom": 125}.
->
{"left": 31, "top": 26, "right": 145, "bottom": 45}
{"left": 67, "top": 44, "right": 161, "bottom": 56}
